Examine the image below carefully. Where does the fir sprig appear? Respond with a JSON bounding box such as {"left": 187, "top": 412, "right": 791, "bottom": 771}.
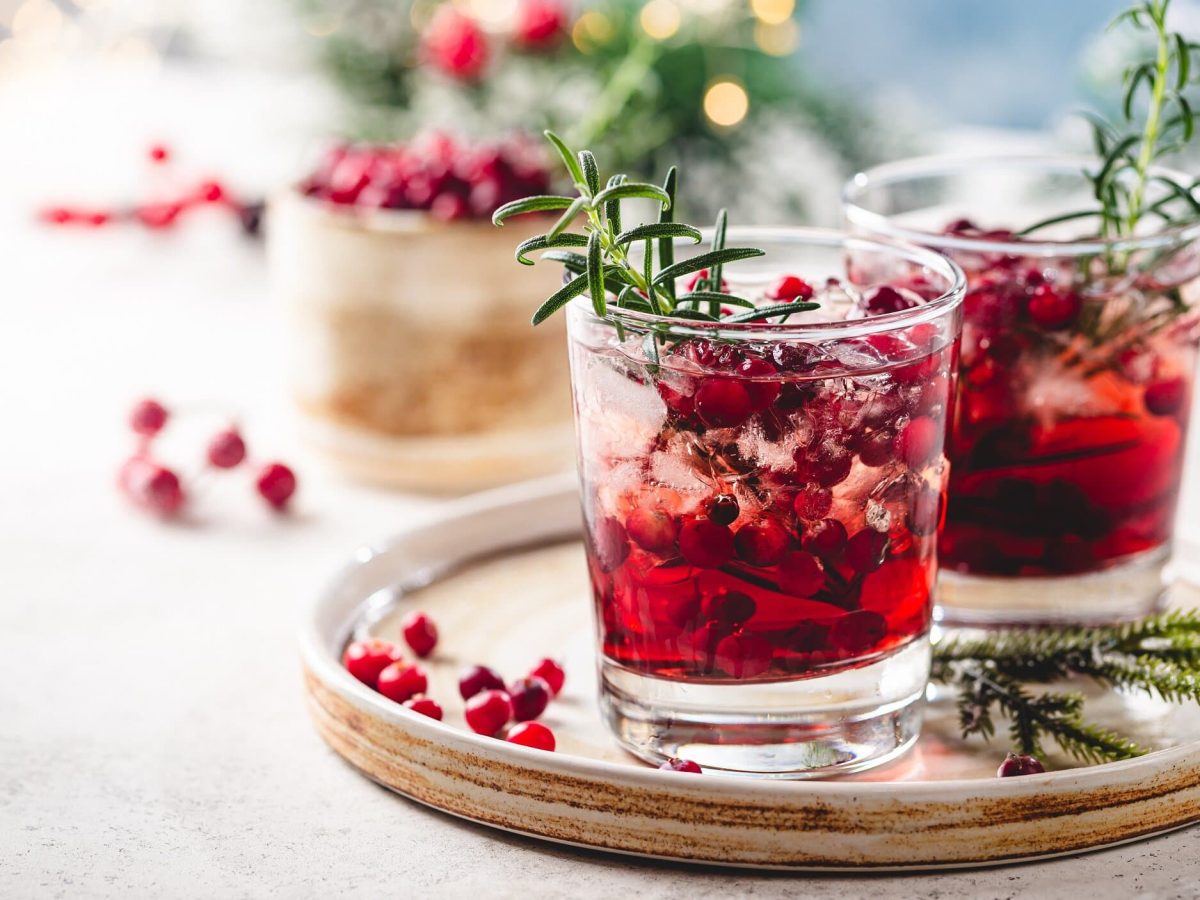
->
{"left": 493, "top": 131, "right": 820, "bottom": 328}
{"left": 932, "top": 610, "right": 1200, "bottom": 764}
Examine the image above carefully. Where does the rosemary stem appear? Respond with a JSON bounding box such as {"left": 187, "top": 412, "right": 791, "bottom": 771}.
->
{"left": 1127, "top": 3, "right": 1172, "bottom": 233}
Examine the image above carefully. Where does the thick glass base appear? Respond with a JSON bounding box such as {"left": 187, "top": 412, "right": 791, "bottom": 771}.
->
{"left": 936, "top": 546, "right": 1170, "bottom": 628}
{"left": 598, "top": 638, "right": 929, "bottom": 779}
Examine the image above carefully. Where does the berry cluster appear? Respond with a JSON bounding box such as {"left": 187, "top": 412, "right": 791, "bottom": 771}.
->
{"left": 420, "top": 0, "right": 568, "bottom": 81}
{"left": 120, "top": 398, "right": 297, "bottom": 518}
{"left": 39, "top": 144, "right": 264, "bottom": 238}
{"left": 302, "top": 133, "right": 552, "bottom": 222}
{"left": 343, "top": 613, "right": 564, "bottom": 753}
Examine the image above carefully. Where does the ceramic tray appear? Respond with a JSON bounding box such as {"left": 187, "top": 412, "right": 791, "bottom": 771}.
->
{"left": 300, "top": 475, "right": 1200, "bottom": 870}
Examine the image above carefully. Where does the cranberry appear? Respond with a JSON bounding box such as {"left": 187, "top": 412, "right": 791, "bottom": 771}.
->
{"left": 855, "top": 429, "right": 896, "bottom": 467}
{"left": 377, "top": 661, "right": 428, "bottom": 703}
{"left": 701, "top": 591, "right": 757, "bottom": 624}
{"left": 798, "top": 443, "right": 853, "bottom": 487}
{"left": 507, "top": 721, "right": 556, "bottom": 751}
{"left": 422, "top": 7, "right": 489, "bottom": 80}
{"left": 342, "top": 638, "right": 405, "bottom": 688}
{"left": 678, "top": 517, "right": 735, "bottom": 568}
{"left": 767, "top": 274, "right": 815, "bottom": 302}
{"left": 626, "top": 508, "right": 678, "bottom": 553}
{"left": 777, "top": 551, "right": 825, "bottom": 596}
{"left": 659, "top": 757, "right": 702, "bottom": 773}
{"left": 206, "top": 428, "right": 246, "bottom": 469}
{"left": 148, "top": 144, "right": 170, "bottom": 163}
{"left": 592, "top": 516, "right": 630, "bottom": 571}
{"left": 862, "top": 285, "right": 918, "bottom": 315}
{"left": 734, "top": 518, "right": 790, "bottom": 566}
{"left": 508, "top": 676, "right": 551, "bottom": 721}
{"left": 1144, "top": 376, "right": 1187, "bottom": 416}
{"left": 846, "top": 529, "right": 888, "bottom": 573}
{"left": 197, "top": 180, "right": 226, "bottom": 204}
{"left": 793, "top": 484, "right": 833, "bottom": 520}
{"left": 400, "top": 611, "right": 438, "bottom": 658}
{"left": 403, "top": 697, "right": 444, "bottom": 720}
{"left": 657, "top": 381, "right": 695, "bottom": 419}
{"left": 684, "top": 269, "right": 729, "bottom": 293}
{"left": 118, "top": 456, "right": 186, "bottom": 517}
{"left": 736, "top": 356, "right": 781, "bottom": 409}
{"left": 896, "top": 416, "right": 940, "bottom": 468}
{"left": 529, "top": 658, "right": 566, "bottom": 697}
{"left": 135, "top": 202, "right": 183, "bottom": 229}
{"left": 1027, "top": 284, "right": 1081, "bottom": 329}
{"left": 430, "top": 191, "right": 469, "bottom": 221}
{"left": 829, "top": 610, "right": 886, "bottom": 652}
{"left": 464, "top": 689, "right": 513, "bottom": 735}
{"left": 694, "top": 378, "right": 753, "bottom": 428}
{"left": 714, "top": 632, "right": 775, "bottom": 678}
{"left": 997, "top": 752, "right": 1045, "bottom": 777}
{"left": 513, "top": 0, "right": 566, "bottom": 49}
{"left": 802, "top": 518, "right": 848, "bottom": 558}
{"left": 771, "top": 341, "right": 820, "bottom": 372}
{"left": 256, "top": 462, "right": 297, "bottom": 510}
{"left": 890, "top": 351, "right": 941, "bottom": 385}
{"left": 130, "top": 398, "right": 169, "bottom": 437}
{"left": 706, "top": 493, "right": 740, "bottom": 526}
{"left": 459, "top": 664, "right": 506, "bottom": 700}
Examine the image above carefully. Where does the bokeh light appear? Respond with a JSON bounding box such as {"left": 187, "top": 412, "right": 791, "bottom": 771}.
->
{"left": 753, "top": 19, "right": 799, "bottom": 56}
{"left": 749, "top": 0, "right": 794, "bottom": 26}
{"left": 640, "top": 0, "right": 681, "bottom": 41}
{"left": 703, "top": 78, "right": 749, "bottom": 128}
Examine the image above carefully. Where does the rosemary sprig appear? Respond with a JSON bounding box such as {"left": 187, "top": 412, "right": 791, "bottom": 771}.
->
{"left": 932, "top": 611, "right": 1200, "bottom": 765}
{"left": 493, "top": 132, "right": 819, "bottom": 328}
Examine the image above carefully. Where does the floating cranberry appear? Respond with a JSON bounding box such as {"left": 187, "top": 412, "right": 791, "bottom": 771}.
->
{"left": 507, "top": 721, "right": 556, "bottom": 751}
{"left": 659, "top": 757, "right": 702, "bottom": 773}
{"left": 896, "top": 416, "right": 940, "bottom": 468}
{"left": 118, "top": 456, "right": 186, "bottom": 517}
{"left": 626, "top": 508, "right": 678, "bottom": 553}
{"left": 830, "top": 610, "right": 886, "bottom": 652}
{"left": 1026, "top": 284, "right": 1081, "bottom": 329}
{"left": 767, "top": 274, "right": 815, "bottom": 302}
{"left": 657, "top": 381, "right": 695, "bottom": 419}
{"left": 508, "top": 676, "right": 551, "bottom": 721}
{"left": 592, "top": 516, "right": 630, "bottom": 571}
{"left": 377, "top": 661, "right": 428, "bottom": 704}
{"left": 736, "top": 356, "right": 781, "bottom": 409}
{"left": 422, "top": 7, "right": 490, "bottom": 80}
{"left": 706, "top": 493, "right": 740, "bottom": 526}
{"left": 714, "top": 632, "right": 775, "bottom": 679}
{"left": 465, "top": 689, "right": 513, "bottom": 736}
{"left": 256, "top": 462, "right": 297, "bottom": 510}
{"left": 846, "top": 530, "right": 889, "bottom": 573}
{"left": 701, "top": 591, "right": 757, "bottom": 625}
{"left": 678, "top": 517, "right": 735, "bottom": 568}
{"left": 206, "top": 428, "right": 246, "bottom": 469}
{"left": 793, "top": 484, "right": 833, "bottom": 520}
{"left": 802, "top": 518, "right": 848, "bottom": 558}
{"left": 400, "top": 611, "right": 439, "bottom": 658}
{"left": 734, "top": 519, "right": 791, "bottom": 567}
{"left": 529, "top": 658, "right": 566, "bottom": 697}
{"left": 777, "top": 551, "right": 825, "bottom": 596}
{"left": 891, "top": 350, "right": 941, "bottom": 385}
{"left": 862, "top": 285, "right": 919, "bottom": 315}
{"left": 342, "top": 638, "right": 405, "bottom": 688}
{"left": 694, "top": 378, "right": 753, "bottom": 428}
{"left": 403, "top": 697, "right": 444, "bottom": 720}
{"left": 513, "top": 0, "right": 566, "bottom": 49}
{"left": 771, "top": 341, "right": 820, "bottom": 372}
{"left": 799, "top": 443, "right": 853, "bottom": 488}
{"left": 130, "top": 398, "right": 169, "bottom": 437}
{"left": 459, "top": 664, "right": 506, "bottom": 700}
{"left": 1144, "top": 376, "right": 1187, "bottom": 416}
{"left": 855, "top": 429, "right": 896, "bottom": 468}
{"left": 997, "top": 752, "right": 1045, "bottom": 777}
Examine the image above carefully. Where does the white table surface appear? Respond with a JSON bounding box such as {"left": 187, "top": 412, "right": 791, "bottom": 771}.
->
{"left": 3, "top": 66, "right": 1200, "bottom": 900}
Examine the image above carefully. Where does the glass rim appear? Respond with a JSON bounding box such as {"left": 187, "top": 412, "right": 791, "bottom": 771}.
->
{"left": 842, "top": 153, "right": 1200, "bottom": 258}
{"left": 571, "top": 225, "right": 966, "bottom": 343}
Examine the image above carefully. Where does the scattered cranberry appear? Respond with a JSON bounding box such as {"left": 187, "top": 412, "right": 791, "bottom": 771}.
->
{"left": 767, "top": 274, "right": 815, "bottom": 302}
{"left": 659, "top": 757, "right": 702, "bottom": 773}
{"left": 997, "top": 752, "right": 1045, "bottom": 777}
{"left": 706, "top": 493, "right": 740, "bottom": 526}
{"left": 130, "top": 398, "right": 169, "bottom": 437}
{"left": 423, "top": 7, "right": 490, "bottom": 80}
{"left": 678, "top": 517, "right": 735, "bottom": 568}
{"left": 1026, "top": 284, "right": 1081, "bottom": 329}
{"left": 135, "top": 202, "right": 183, "bottom": 229}
{"left": 459, "top": 664, "right": 506, "bottom": 700}
{"left": 1144, "top": 376, "right": 1187, "bottom": 416}
{"left": 508, "top": 676, "right": 551, "bottom": 721}
{"left": 148, "top": 144, "right": 171, "bottom": 163}
{"left": 777, "top": 551, "right": 825, "bottom": 597}
{"left": 626, "top": 508, "right": 678, "bottom": 552}
{"left": 863, "top": 285, "right": 919, "bottom": 315}
{"left": 377, "top": 661, "right": 429, "bottom": 704}
{"left": 256, "top": 462, "right": 297, "bottom": 510}
{"left": 206, "top": 428, "right": 246, "bottom": 469}
{"left": 196, "top": 180, "right": 226, "bottom": 204}
{"left": 400, "top": 611, "right": 439, "bottom": 658}
{"left": 802, "top": 518, "right": 848, "bottom": 558}
{"left": 343, "top": 638, "right": 405, "bottom": 688}
{"left": 846, "top": 530, "right": 888, "bottom": 573}
{"left": 734, "top": 519, "right": 791, "bottom": 567}
{"left": 430, "top": 191, "right": 469, "bottom": 221}
{"left": 694, "top": 378, "right": 753, "bottom": 428}
{"left": 896, "top": 416, "right": 940, "bottom": 468}
{"left": 507, "top": 721, "right": 556, "bottom": 751}
{"left": 529, "top": 658, "right": 566, "bottom": 697}
{"left": 118, "top": 456, "right": 186, "bottom": 517}
{"left": 403, "top": 697, "right": 444, "bottom": 720}
{"left": 464, "top": 689, "right": 513, "bottom": 736}
{"left": 513, "top": 0, "right": 566, "bottom": 49}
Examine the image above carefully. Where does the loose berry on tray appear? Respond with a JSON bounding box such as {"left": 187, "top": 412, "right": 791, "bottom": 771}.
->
{"left": 377, "top": 662, "right": 429, "bottom": 704}
{"left": 403, "top": 697, "right": 444, "bottom": 721}
{"left": 508, "top": 676, "right": 551, "bottom": 722}
{"left": 401, "top": 611, "right": 439, "bottom": 658}
{"left": 118, "top": 456, "right": 186, "bottom": 517}
{"left": 507, "top": 721, "right": 556, "bottom": 751}
{"left": 256, "top": 462, "right": 297, "bottom": 510}
{"left": 130, "top": 398, "right": 169, "bottom": 437}
{"left": 465, "top": 689, "right": 514, "bottom": 736}
{"left": 529, "top": 658, "right": 565, "bottom": 697}
{"left": 206, "top": 428, "right": 247, "bottom": 469}
{"left": 343, "top": 639, "right": 405, "bottom": 688}
{"left": 459, "top": 664, "right": 506, "bottom": 700}
{"left": 659, "top": 757, "right": 702, "bottom": 774}
{"left": 997, "top": 752, "right": 1046, "bottom": 777}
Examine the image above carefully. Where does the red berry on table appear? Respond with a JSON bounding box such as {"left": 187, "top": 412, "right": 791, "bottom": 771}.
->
{"left": 196, "top": 180, "right": 227, "bottom": 204}
{"left": 130, "top": 398, "right": 169, "bottom": 437}
{"left": 507, "top": 721, "right": 556, "bottom": 751}
{"left": 377, "top": 661, "right": 429, "bottom": 704}
{"left": 513, "top": 0, "right": 567, "bottom": 49}
{"left": 135, "top": 202, "right": 183, "bottom": 229}
{"left": 896, "top": 416, "right": 940, "bottom": 468}
{"left": 206, "top": 428, "right": 247, "bottom": 469}
{"left": 626, "top": 508, "right": 678, "bottom": 553}
{"left": 430, "top": 191, "right": 469, "bottom": 221}
{"left": 997, "top": 752, "right": 1045, "bottom": 777}
{"left": 863, "top": 285, "right": 919, "bottom": 315}
{"left": 1144, "top": 375, "right": 1187, "bottom": 416}
{"left": 659, "top": 757, "right": 702, "bottom": 774}
{"left": 508, "top": 676, "right": 551, "bottom": 721}
{"left": 256, "top": 462, "right": 297, "bottom": 510}
{"left": 85, "top": 211, "right": 112, "bottom": 227}
{"left": 529, "top": 658, "right": 565, "bottom": 697}
{"left": 767, "top": 274, "right": 815, "bottom": 302}
{"left": 678, "top": 517, "right": 735, "bottom": 568}
{"left": 40, "top": 206, "right": 76, "bottom": 224}
{"left": 400, "top": 611, "right": 438, "bottom": 658}
{"left": 403, "top": 697, "right": 444, "bottom": 721}
{"left": 459, "top": 664, "right": 506, "bottom": 700}
{"left": 464, "top": 689, "right": 513, "bottom": 736}
{"left": 148, "top": 144, "right": 171, "bottom": 163}
{"left": 342, "top": 638, "right": 405, "bottom": 688}
{"left": 422, "top": 7, "right": 490, "bottom": 80}
{"left": 118, "top": 456, "right": 186, "bottom": 517}
{"left": 1026, "top": 284, "right": 1081, "bottom": 329}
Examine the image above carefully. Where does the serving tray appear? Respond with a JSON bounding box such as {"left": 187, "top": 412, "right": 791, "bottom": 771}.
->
{"left": 300, "top": 474, "right": 1200, "bottom": 870}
